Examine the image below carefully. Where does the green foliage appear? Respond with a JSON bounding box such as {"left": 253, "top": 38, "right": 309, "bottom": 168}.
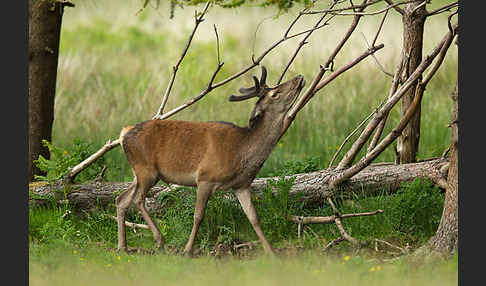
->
{"left": 255, "top": 176, "right": 303, "bottom": 242}
{"left": 33, "top": 138, "right": 105, "bottom": 183}
{"left": 386, "top": 178, "right": 445, "bottom": 238}
{"left": 29, "top": 203, "right": 77, "bottom": 245}
{"left": 281, "top": 156, "right": 321, "bottom": 176}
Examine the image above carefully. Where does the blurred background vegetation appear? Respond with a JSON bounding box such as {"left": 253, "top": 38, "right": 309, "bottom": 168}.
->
{"left": 51, "top": 0, "right": 456, "bottom": 181}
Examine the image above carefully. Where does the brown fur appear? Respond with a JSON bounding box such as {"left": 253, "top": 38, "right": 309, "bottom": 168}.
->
{"left": 115, "top": 70, "right": 305, "bottom": 256}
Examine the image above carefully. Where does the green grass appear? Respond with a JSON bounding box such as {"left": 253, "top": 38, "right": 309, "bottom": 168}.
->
{"left": 29, "top": 177, "right": 454, "bottom": 285}
{"left": 29, "top": 245, "right": 458, "bottom": 286}
{"left": 29, "top": 177, "right": 445, "bottom": 255}
{"left": 49, "top": 0, "right": 457, "bottom": 182}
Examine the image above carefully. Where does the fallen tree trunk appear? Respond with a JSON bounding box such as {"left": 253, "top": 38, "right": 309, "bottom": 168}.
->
{"left": 29, "top": 158, "right": 448, "bottom": 214}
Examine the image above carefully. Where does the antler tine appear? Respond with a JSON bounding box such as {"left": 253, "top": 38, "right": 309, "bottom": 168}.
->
{"left": 238, "top": 76, "right": 260, "bottom": 93}
{"left": 228, "top": 93, "right": 260, "bottom": 102}
{"left": 229, "top": 71, "right": 265, "bottom": 102}
{"left": 260, "top": 66, "right": 267, "bottom": 87}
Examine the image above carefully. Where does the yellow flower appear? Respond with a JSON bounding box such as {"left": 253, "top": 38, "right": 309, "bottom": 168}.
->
{"left": 279, "top": 142, "right": 283, "bottom": 148}
{"left": 72, "top": 250, "right": 77, "bottom": 255}
{"left": 369, "top": 267, "right": 376, "bottom": 272}
{"left": 117, "top": 255, "right": 121, "bottom": 261}
{"left": 127, "top": 259, "right": 131, "bottom": 263}
{"left": 344, "top": 255, "right": 350, "bottom": 261}
{"left": 63, "top": 150, "right": 68, "bottom": 155}
{"left": 79, "top": 257, "right": 85, "bottom": 261}
{"left": 376, "top": 265, "right": 382, "bottom": 271}
{"left": 106, "top": 264, "right": 112, "bottom": 267}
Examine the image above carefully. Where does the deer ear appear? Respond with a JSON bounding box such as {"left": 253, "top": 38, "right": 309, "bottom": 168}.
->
{"left": 249, "top": 107, "right": 263, "bottom": 128}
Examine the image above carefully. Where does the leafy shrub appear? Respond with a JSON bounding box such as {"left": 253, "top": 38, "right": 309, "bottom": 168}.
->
{"left": 34, "top": 138, "right": 105, "bottom": 183}
{"left": 255, "top": 176, "right": 304, "bottom": 242}
{"left": 268, "top": 156, "right": 321, "bottom": 177}
{"left": 387, "top": 178, "right": 445, "bottom": 239}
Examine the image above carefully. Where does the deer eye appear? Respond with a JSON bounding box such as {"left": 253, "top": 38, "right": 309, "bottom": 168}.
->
{"left": 270, "top": 90, "right": 280, "bottom": 98}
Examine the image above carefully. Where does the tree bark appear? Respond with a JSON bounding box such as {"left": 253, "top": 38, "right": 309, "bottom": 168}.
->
{"left": 426, "top": 84, "right": 458, "bottom": 253}
{"left": 397, "top": 1, "right": 427, "bottom": 164}
{"left": 29, "top": 0, "right": 69, "bottom": 182}
{"left": 29, "top": 158, "right": 448, "bottom": 214}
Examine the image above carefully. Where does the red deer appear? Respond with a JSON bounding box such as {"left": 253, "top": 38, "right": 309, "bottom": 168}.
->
{"left": 116, "top": 66, "right": 305, "bottom": 256}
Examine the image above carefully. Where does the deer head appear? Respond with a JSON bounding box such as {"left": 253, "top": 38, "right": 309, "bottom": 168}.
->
{"left": 229, "top": 66, "right": 306, "bottom": 130}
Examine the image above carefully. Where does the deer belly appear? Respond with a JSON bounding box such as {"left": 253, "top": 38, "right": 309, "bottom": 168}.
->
{"left": 158, "top": 169, "right": 198, "bottom": 187}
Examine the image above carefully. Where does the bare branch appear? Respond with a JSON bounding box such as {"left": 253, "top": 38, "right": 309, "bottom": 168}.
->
{"left": 209, "top": 9, "right": 320, "bottom": 90}
{"left": 64, "top": 139, "right": 121, "bottom": 183}
{"left": 302, "top": 0, "right": 401, "bottom": 15}
{"left": 426, "top": 1, "right": 458, "bottom": 17}
{"left": 410, "top": 0, "right": 428, "bottom": 16}
{"left": 288, "top": 209, "right": 383, "bottom": 224}
{"left": 329, "top": 99, "right": 385, "bottom": 168}
{"left": 277, "top": 0, "right": 340, "bottom": 84}
{"left": 335, "top": 25, "right": 457, "bottom": 172}
{"left": 372, "top": 7, "right": 388, "bottom": 47}
{"left": 106, "top": 215, "right": 150, "bottom": 230}
{"left": 153, "top": 2, "right": 211, "bottom": 119}
{"left": 361, "top": 32, "right": 393, "bottom": 77}
{"left": 153, "top": 24, "right": 225, "bottom": 120}
{"left": 367, "top": 55, "right": 405, "bottom": 153}
{"left": 327, "top": 0, "right": 416, "bottom": 16}
{"left": 384, "top": 0, "right": 405, "bottom": 14}
{"left": 327, "top": 198, "right": 359, "bottom": 245}
{"left": 422, "top": 25, "right": 457, "bottom": 86}
{"left": 284, "top": 0, "right": 372, "bottom": 129}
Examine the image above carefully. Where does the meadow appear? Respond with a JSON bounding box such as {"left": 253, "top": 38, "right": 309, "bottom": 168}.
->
{"left": 30, "top": 0, "right": 458, "bottom": 285}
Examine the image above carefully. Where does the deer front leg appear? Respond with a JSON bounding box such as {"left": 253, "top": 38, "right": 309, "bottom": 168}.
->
{"left": 182, "top": 182, "right": 213, "bottom": 257}
{"left": 234, "top": 188, "right": 275, "bottom": 256}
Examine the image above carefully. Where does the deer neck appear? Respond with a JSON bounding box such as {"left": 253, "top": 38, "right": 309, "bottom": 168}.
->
{"left": 241, "top": 114, "right": 284, "bottom": 174}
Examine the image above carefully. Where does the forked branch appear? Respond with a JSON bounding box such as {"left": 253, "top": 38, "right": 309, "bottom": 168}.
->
{"left": 154, "top": 24, "right": 224, "bottom": 120}
{"left": 153, "top": 2, "right": 211, "bottom": 119}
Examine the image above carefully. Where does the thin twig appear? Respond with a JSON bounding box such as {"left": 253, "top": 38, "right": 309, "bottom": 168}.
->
{"left": 154, "top": 25, "right": 225, "bottom": 120}
{"left": 426, "top": 1, "right": 458, "bottom": 17}
{"left": 374, "top": 239, "right": 408, "bottom": 254}
{"left": 410, "top": 0, "right": 428, "bottom": 16}
{"left": 367, "top": 54, "right": 405, "bottom": 153}
{"left": 106, "top": 215, "right": 150, "bottom": 230}
{"left": 327, "top": 0, "right": 416, "bottom": 15}
{"left": 277, "top": 0, "right": 340, "bottom": 84}
{"left": 208, "top": 9, "right": 320, "bottom": 90}
{"left": 288, "top": 209, "right": 384, "bottom": 224}
{"left": 361, "top": 32, "right": 393, "bottom": 77}
{"left": 303, "top": 0, "right": 408, "bottom": 15}
{"left": 329, "top": 99, "right": 386, "bottom": 168}
{"left": 284, "top": 0, "right": 372, "bottom": 129}
{"left": 153, "top": 2, "right": 211, "bottom": 119}
{"left": 384, "top": 0, "right": 405, "bottom": 14}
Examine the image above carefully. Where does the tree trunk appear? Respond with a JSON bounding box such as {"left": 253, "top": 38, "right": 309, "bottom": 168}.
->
{"left": 397, "top": 1, "right": 427, "bottom": 164}
{"left": 29, "top": 158, "right": 448, "bottom": 214}
{"left": 426, "top": 84, "right": 458, "bottom": 253}
{"left": 29, "top": 0, "right": 68, "bottom": 182}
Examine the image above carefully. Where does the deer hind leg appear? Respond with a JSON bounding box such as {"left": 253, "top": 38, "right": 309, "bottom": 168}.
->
{"left": 234, "top": 188, "right": 275, "bottom": 256}
{"left": 115, "top": 179, "right": 138, "bottom": 252}
{"left": 182, "top": 182, "right": 215, "bottom": 257}
{"left": 132, "top": 175, "right": 164, "bottom": 250}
